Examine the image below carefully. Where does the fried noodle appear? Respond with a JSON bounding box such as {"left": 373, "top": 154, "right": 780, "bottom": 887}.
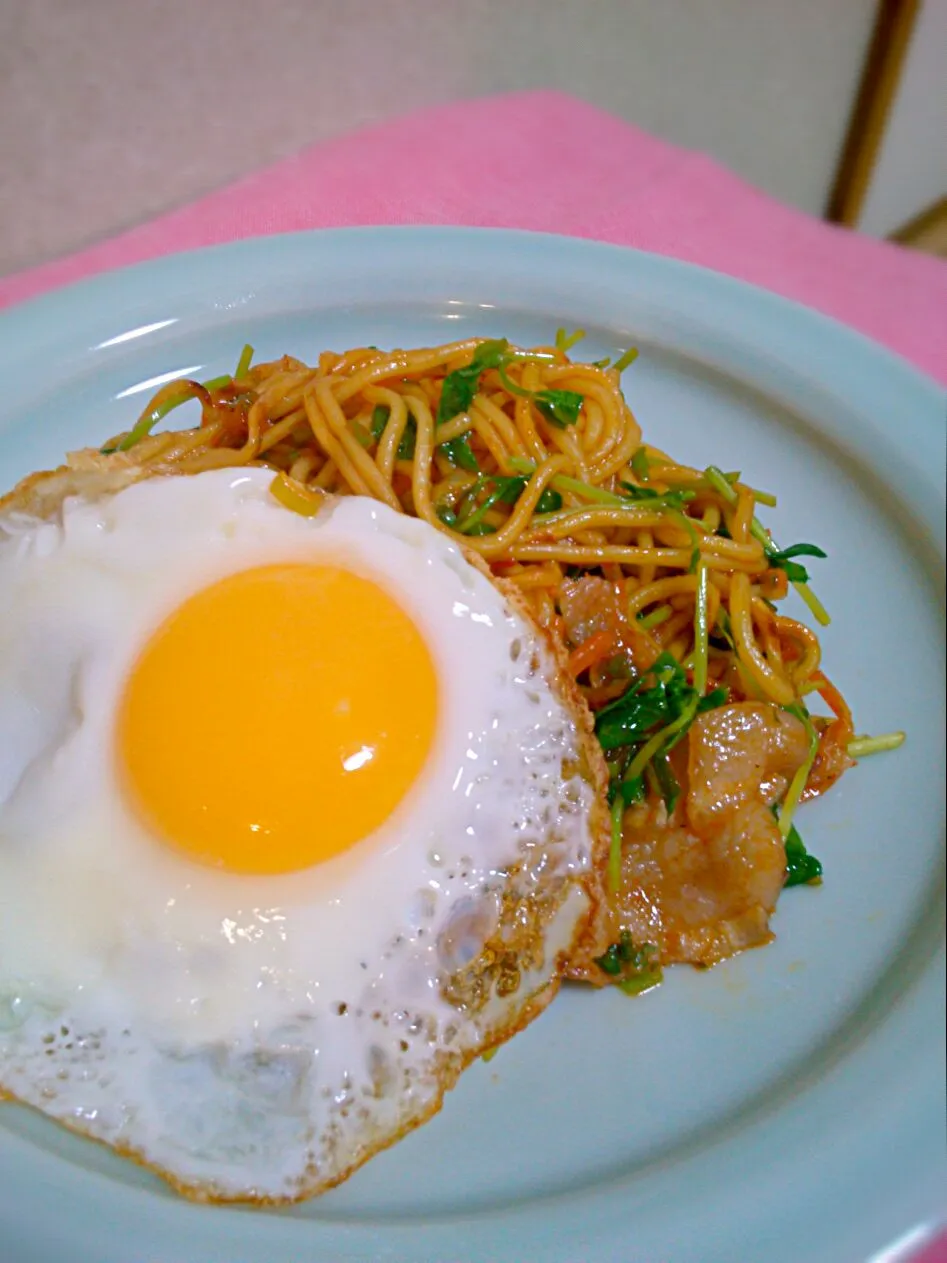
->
{"left": 104, "top": 337, "right": 847, "bottom": 736}
{"left": 95, "top": 334, "right": 876, "bottom": 981}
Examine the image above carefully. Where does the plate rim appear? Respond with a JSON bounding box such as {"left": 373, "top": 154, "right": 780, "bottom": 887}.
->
{"left": 0, "top": 226, "right": 944, "bottom": 1263}
{"left": 1, "top": 224, "right": 945, "bottom": 389}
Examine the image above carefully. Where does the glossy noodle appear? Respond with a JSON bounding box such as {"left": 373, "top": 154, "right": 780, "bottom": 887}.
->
{"left": 94, "top": 334, "right": 899, "bottom": 990}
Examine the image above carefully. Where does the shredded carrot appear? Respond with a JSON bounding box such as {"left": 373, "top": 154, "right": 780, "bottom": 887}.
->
{"left": 814, "top": 672, "right": 855, "bottom": 742}
{"left": 803, "top": 670, "right": 856, "bottom": 799}
{"left": 567, "top": 630, "right": 616, "bottom": 678}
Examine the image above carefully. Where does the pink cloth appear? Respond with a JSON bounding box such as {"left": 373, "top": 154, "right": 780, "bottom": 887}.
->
{"left": 1, "top": 90, "right": 946, "bottom": 387}
{"left": 917, "top": 1240, "right": 947, "bottom": 1263}
{"left": 0, "top": 89, "right": 945, "bottom": 1261}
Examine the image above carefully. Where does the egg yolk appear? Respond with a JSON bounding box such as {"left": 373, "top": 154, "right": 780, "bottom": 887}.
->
{"left": 117, "top": 563, "right": 438, "bottom": 875}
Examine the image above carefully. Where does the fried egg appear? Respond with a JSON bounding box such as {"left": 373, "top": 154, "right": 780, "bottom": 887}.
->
{"left": 0, "top": 466, "right": 607, "bottom": 1202}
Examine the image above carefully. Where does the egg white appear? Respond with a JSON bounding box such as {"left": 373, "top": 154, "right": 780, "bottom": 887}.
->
{"left": 0, "top": 468, "right": 605, "bottom": 1200}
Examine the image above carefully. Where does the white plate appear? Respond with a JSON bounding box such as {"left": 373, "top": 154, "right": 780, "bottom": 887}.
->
{"left": 0, "top": 228, "right": 944, "bottom": 1263}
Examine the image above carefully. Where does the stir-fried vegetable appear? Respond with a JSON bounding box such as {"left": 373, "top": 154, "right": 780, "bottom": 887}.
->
{"left": 783, "top": 820, "right": 823, "bottom": 887}
{"left": 371, "top": 405, "right": 416, "bottom": 460}
{"left": 704, "top": 464, "right": 830, "bottom": 625}
{"left": 435, "top": 338, "right": 589, "bottom": 469}
{"left": 595, "top": 653, "right": 727, "bottom": 829}
{"left": 848, "top": 731, "right": 906, "bottom": 758}
{"left": 593, "top": 931, "right": 663, "bottom": 994}
{"left": 777, "top": 703, "right": 819, "bottom": 838}
{"left": 92, "top": 328, "right": 908, "bottom": 1000}
{"left": 453, "top": 474, "right": 562, "bottom": 535}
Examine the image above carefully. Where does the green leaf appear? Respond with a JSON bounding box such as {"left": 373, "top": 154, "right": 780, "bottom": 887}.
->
{"left": 618, "top": 481, "right": 695, "bottom": 512}
{"left": 770, "top": 542, "right": 828, "bottom": 562}
{"left": 397, "top": 422, "right": 417, "bottom": 460}
{"left": 783, "top": 821, "right": 823, "bottom": 887}
{"left": 370, "top": 404, "right": 389, "bottom": 440}
{"left": 533, "top": 388, "right": 584, "bottom": 428}
{"left": 485, "top": 474, "right": 562, "bottom": 514}
{"left": 434, "top": 342, "right": 516, "bottom": 467}
{"left": 438, "top": 434, "right": 479, "bottom": 471}
{"left": 593, "top": 943, "right": 623, "bottom": 975}
{"left": 437, "top": 339, "right": 511, "bottom": 426}
{"left": 595, "top": 656, "right": 727, "bottom": 809}
{"left": 371, "top": 404, "right": 416, "bottom": 459}
{"left": 630, "top": 447, "right": 650, "bottom": 482}
{"left": 696, "top": 686, "right": 728, "bottom": 713}
{"left": 437, "top": 368, "right": 480, "bottom": 424}
{"left": 775, "top": 558, "right": 810, "bottom": 583}
{"left": 619, "top": 774, "right": 645, "bottom": 806}
{"left": 488, "top": 474, "right": 528, "bottom": 504}
{"left": 767, "top": 541, "right": 827, "bottom": 584}
{"left": 594, "top": 653, "right": 693, "bottom": 752}
{"left": 594, "top": 932, "right": 663, "bottom": 993}
{"left": 496, "top": 356, "right": 584, "bottom": 428}
{"left": 435, "top": 505, "right": 458, "bottom": 528}
{"left": 536, "top": 487, "right": 563, "bottom": 513}
{"left": 471, "top": 338, "right": 511, "bottom": 370}
{"left": 596, "top": 690, "right": 675, "bottom": 751}
{"left": 651, "top": 754, "right": 681, "bottom": 816}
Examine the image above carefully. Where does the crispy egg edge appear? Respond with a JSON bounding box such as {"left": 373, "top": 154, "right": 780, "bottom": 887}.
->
{"left": 0, "top": 450, "right": 612, "bottom": 1205}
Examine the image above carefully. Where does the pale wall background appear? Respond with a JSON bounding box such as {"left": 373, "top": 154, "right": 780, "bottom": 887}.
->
{"left": 858, "top": 0, "right": 947, "bottom": 237}
{"left": 0, "top": 0, "right": 880, "bottom": 276}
